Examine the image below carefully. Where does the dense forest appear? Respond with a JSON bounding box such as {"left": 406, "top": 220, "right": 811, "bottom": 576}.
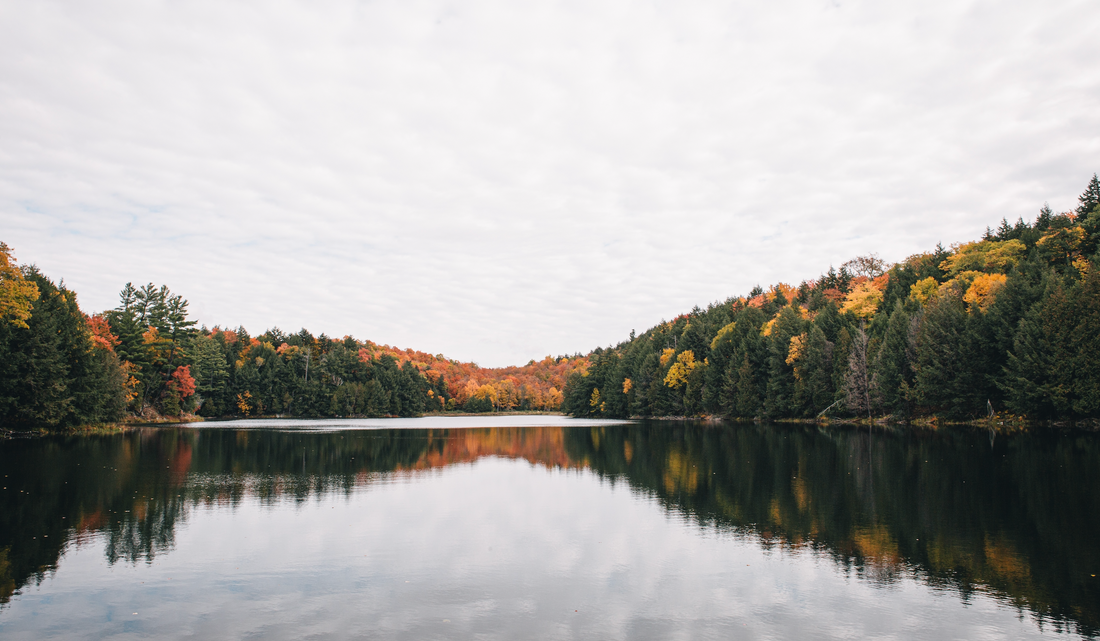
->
{"left": 563, "top": 175, "right": 1100, "bottom": 422}
{"left": 2, "top": 174, "right": 1099, "bottom": 427}
{"left": 0, "top": 249, "right": 584, "bottom": 428}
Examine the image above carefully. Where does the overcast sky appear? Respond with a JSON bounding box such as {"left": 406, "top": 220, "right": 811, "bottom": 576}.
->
{"left": 2, "top": 0, "right": 1098, "bottom": 366}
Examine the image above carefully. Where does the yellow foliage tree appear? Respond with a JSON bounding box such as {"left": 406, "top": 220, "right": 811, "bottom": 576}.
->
{"left": 622, "top": 378, "right": 633, "bottom": 394}
{"left": 940, "top": 270, "right": 983, "bottom": 298}
{"left": 761, "top": 315, "right": 779, "bottom": 336}
{"left": 709, "top": 321, "right": 737, "bottom": 350}
{"left": 963, "top": 273, "right": 1008, "bottom": 312}
{"left": 1037, "top": 226, "right": 1086, "bottom": 265}
{"left": 236, "top": 391, "right": 253, "bottom": 416}
{"left": 842, "top": 282, "right": 883, "bottom": 319}
{"left": 1073, "top": 257, "right": 1091, "bottom": 277}
{"left": 939, "top": 239, "right": 1026, "bottom": 276}
{"left": 0, "top": 242, "right": 40, "bottom": 329}
{"left": 786, "top": 333, "right": 806, "bottom": 366}
{"left": 659, "top": 347, "right": 676, "bottom": 367}
{"left": 909, "top": 277, "right": 939, "bottom": 306}
{"left": 664, "top": 350, "right": 697, "bottom": 389}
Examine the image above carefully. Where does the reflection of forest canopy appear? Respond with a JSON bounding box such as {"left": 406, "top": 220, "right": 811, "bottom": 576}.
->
{"left": 1, "top": 425, "right": 1096, "bottom": 636}
{"left": 563, "top": 175, "right": 1100, "bottom": 422}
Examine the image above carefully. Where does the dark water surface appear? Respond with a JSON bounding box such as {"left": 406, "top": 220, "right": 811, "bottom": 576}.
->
{"left": 1, "top": 417, "right": 1098, "bottom": 640}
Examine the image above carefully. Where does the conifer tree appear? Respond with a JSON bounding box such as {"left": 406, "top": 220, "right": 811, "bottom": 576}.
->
{"left": 1076, "top": 173, "right": 1100, "bottom": 218}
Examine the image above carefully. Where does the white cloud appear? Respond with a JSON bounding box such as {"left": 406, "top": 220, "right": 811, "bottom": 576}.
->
{"left": 2, "top": 0, "right": 1098, "bottom": 365}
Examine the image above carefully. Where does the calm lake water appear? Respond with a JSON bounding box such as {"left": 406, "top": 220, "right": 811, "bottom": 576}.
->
{"left": 1, "top": 417, "right": 1097, "bottom": 640}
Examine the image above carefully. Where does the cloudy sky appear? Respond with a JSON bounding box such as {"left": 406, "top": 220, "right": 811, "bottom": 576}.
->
{"left": 2, "top": 0, "right": 1098, "bottom": 366}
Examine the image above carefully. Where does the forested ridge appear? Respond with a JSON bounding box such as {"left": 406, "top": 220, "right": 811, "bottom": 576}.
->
{"left": 563, "top": 175, "right": 1100, "bottom": 422}
{"left": 0, "top": 253, "right": 584, "bottom": 428}
{"left": 2, "top": 175, "right": 1099, "bottom": 428}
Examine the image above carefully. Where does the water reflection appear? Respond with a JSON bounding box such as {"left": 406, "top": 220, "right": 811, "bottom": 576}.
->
{"left": 0, "top": 421, "right": 1097, "bottom": 637}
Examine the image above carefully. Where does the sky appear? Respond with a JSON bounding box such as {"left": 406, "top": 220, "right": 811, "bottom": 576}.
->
{"left": 1, "top": 0, "right": 1098, "bottom": 367}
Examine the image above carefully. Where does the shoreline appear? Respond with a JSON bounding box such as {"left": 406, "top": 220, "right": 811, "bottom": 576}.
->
{"left": 4, "top": 411, "right": 1098, "bottom": 438}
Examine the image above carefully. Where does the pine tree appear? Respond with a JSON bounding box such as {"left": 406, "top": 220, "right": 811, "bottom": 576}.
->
{"left": 0, "top": 269, "right": 125, "bottom": 428}
{"left": 1076, "top": 173, "right": 1100, "bottom": 218}
{"left": 733, "top": 353, "right": 761, "bottom": 417}
{"left": 914, "top": 292, "right": 969, "bottom": 417}
{"left": 844, "top": 324, "right": 873, "bottom": 418}
{"left": 1001, "top": 288, "right": 1061, "bottom": 417}
{"left": 792, "top": 324, "right": 834, "bottom": 416}
{"left": 871, "top": 301, "right": 913, "bottom": 416}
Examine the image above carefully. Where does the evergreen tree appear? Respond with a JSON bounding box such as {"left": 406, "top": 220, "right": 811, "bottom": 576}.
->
{"left": 1076, "top": 174, "right": 1100, "bottom": 218}
{"left": 792, "top": 324, "right": 834, "bottom": 416}
{"left": 871, "top": 301, "right": 915, "bottom": 416}
{"left": 1001, "top": 295, "right": 1059, "bottom": 418}
{"left": 0, "top": 269, "right": 125, "bottom": 427}
{"left": 763, "top": 307, "right": 804, "bottom": 417}
{"left": 844, "top": 324, "right": 873, "bottom": 419}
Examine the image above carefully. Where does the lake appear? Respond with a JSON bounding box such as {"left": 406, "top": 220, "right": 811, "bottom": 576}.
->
{"left": 1, "top": 417, "right": 1097, "bottom": 639}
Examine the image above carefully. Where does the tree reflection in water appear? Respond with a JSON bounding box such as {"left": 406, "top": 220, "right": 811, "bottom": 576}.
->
{"left": 0, "top": 422, "right": 1097, "bottom": 636}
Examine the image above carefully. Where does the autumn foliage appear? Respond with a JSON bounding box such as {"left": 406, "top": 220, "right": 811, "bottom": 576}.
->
{"left": 563, "top": 174, "right": 1100, "bottom": 421}
{"left": 356, "top": 341, "right": 584, "bottom": 411}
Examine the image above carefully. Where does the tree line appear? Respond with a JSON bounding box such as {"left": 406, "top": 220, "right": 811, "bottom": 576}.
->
{"left": 2, "top": 174, "right": 1098, "bottom": 427}
{"left": 0, "top": 248, "right": 584, "bottom": 427}
{"left": 563, "top": 175, "right": 1100, "bottom": 422}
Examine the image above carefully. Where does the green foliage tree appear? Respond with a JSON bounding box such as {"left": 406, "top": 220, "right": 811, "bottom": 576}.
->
{"left": 0, "top": 268, "right": 126, "bottom": 428}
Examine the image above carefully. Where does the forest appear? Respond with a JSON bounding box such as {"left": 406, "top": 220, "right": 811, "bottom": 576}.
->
{"left": 562, "top": 175, "right": 1100, "bottom": 422}
{"left": 1, "top": 174, "right": 1098, "bottom": 427}
{"left": 0, "top": 255, "right": 584, "bottom": 428}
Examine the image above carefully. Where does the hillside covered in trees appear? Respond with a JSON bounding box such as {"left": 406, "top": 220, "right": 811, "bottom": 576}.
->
{"left": 2, "top": 174, "right": 1099, "bottom": 428}
{"left": 0, "top": 251, "right": 584, "bottom": 428}
{"left": 563, "top": 175, "right": 1100, "bottom": 422}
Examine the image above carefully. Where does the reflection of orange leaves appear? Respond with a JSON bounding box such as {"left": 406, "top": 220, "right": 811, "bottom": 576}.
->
{"left": 406, "top": 427, "right": 580, "bottom": 470}
{"left": 983, "top": 535, "right": 1031, "bottom": 583}
{"left": 851, "top": 525, "right": 901, "bottom": 567}
{"left": 663, "top": 448, "right": 699, "bottom": 494}
{"left": 169, "top": 442, "right": 192, "bottom": 485}
{"left": 76, "top": 509, "right": 106, "bottom": 534}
